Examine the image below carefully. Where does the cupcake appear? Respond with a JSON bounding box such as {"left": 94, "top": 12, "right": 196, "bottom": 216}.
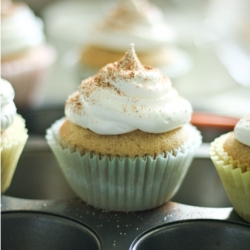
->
{"left": 77, "top": 0, "right": 191, "bottom": 80}
{"left": 1, "top": 78, "right": 29, "bottom": 193}
{"left": 46, "top": 44, "right": 201, "bottom": 211}
{"left": 210, "top": 115, "right": 250, "bottom": 222}
{"left": 1, "top": 0, "right": 56, "bottom": 109}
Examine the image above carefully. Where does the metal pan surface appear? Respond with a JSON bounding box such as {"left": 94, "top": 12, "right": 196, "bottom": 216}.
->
{"left": 1, "top": 211, "right": 102, "bottom": 250}
{"left": 130, "top": 219, "right": 250, "bottom": 250}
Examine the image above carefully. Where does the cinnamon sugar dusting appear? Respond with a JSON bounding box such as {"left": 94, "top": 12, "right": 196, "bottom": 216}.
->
{"left": 66, "top": 44, "right": 152, "bottom": 118}
{"left": 66, "top": 91, "right": 84, "bottom": 115}
{"left": 65, "top": 44, "right": 192, "bottom": 135}
{"left": 96, "top": 1, "right": 139, "bottom": 30}
{"left": 77, "top": 44, "right": 145, "bottom": 98}
{"left": 70, "top": 44, "right": 169, "bottom": 106}
{"left": 80, "top": 74, "right": 125, "bottom": 99}
{"left": 116, "top": 44, "right": 144, "bottom": 71}
{"left": 95, "top": 0, "right": 157, "bottom": 31}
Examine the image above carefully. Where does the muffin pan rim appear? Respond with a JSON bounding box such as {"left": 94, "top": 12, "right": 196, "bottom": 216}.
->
{"left": 130, "top": 218, "right": 250, "bottom": 250}
{"left": 2, "top": 209, "right": 102, "bottom": 250}
{"left": 1, "top": 195, "right": 247, "bottom": 250}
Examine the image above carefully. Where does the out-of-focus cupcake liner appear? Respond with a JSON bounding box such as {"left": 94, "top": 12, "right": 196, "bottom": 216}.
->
{"left": 46, "top": 118, "right": 202, "bottom": 212}
{"left": 1, "top": 115, "right": 28, "bottom": 193}
{"left": 210, "top": 133, "right": 250, "bottom": 222}
{"left": 1, "top": 45, "right": 57, "bottom": 109}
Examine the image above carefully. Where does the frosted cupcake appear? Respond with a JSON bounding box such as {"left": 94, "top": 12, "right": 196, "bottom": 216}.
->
{"left": 77, "top": 0, "right": 191, "bottom": 80}
{"left": 46, "top": 44, "right": 201, "bottom": 211}
{"left": 1, "top": 0, "right": 56, "bottom": 109}
{"left": 1, "top": 78, "right": 28, "bottom": 193}
{"left": 210, "top": 115, "right": 250, "bottom": 222}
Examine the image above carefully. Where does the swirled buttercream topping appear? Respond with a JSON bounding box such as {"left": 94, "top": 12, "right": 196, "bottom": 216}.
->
{"left": 1, "top": 1, "right": 45, "bottom": 58}
{"left": 89, "top": 0, "right": 175, "bottom": 52}
{"left": 234, "top": 115, "right": 250, "bottom": 146}
{"left": 1, "top": 78, "right": 17, "bottom": 131}
{"left": 65, "top": 44, "right": 192, "bottom": 135}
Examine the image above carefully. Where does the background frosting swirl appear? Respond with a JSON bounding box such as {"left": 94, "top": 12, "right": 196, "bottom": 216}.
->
{"left": 234, "top": 115, "right": 250, "bottom": 146}
{"left": 65, "top": 45, "right": 192, "bottom": 135}
{"left": 1, "top": 78, "right": 17, "bottom": 131}
{"left": 88, "top": 0, "right": 175, "bottom": 52}
{"left": 1, "top": 2, "right": 45, "bottom": 58}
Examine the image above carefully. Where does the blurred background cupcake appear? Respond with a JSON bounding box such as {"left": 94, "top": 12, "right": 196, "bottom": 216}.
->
{"left": 1, "top": 78, "right": 29, "bottom": 193}
{"left": 75, "top": 0, "right": 192, "bottom": 80}
{"left": 1, "top": 0, "right": 56, "bottom": 110}
{"left": 210, "top": 115, "right": 250, "bottom": 222}
{"left": 39, "top": 0, "right": 250, "bottom": 117}
{"left": 46, "top": 44, "right": 202, "bottom": 211}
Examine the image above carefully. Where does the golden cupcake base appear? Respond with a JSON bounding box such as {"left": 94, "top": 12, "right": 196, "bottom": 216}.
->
{"left": 1, "top": 114, "right": 28, "bottom": 193}
{"left": 210, "top": 133, "right": 250, "bottom": 222}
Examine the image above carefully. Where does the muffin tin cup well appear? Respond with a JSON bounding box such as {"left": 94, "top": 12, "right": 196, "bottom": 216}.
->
{"left": 2, "top": 211, "right": 102, "bottom": 250}
{"left": 130, "top": 219, "right": 250, "bottom": 250}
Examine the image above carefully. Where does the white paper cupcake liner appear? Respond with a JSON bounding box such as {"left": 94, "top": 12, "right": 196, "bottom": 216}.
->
{"left": 1, "top": 115, "right": 28, "bottom": 193}
{"left": 1, "top": 45, "right": 57, "bottom": 109}
{"left": 46, "top": 118, "right": 202, "bottom": 211}
{"left": 210, "top": 133, "right": 250, "bottom": 222}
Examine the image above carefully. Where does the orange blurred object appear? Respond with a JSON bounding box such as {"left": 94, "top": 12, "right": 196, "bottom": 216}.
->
{"left": 191, "top": 112, "right": 239, "bottom": 130}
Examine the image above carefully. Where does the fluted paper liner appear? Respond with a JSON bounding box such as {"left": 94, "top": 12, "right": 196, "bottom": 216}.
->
{"left": 1, "top": 115, "right": 28, "bottom": 193}
{"left": 210, "top": 133, "right": 250, "bottom": 222}
{"left": 46, "top": 118, "right": 201, "bottom": 211}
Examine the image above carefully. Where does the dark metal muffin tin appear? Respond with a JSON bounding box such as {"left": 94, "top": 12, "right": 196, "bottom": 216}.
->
{"left": 2, "top": 108, "right": 249, "bottom": 250}
{"left": 2, "top": 211, "right": 102, "bottom": 250}
{"left": 130, "top": 219, "right": 250, "bottom": 250}
{"left": 2, "top": 195, "right": 249, "bottom": 250}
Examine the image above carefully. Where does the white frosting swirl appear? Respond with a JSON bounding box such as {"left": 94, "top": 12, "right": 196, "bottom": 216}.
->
{"left": 65, "top": 45, "right": 192, "bottom": 135}
{"left": 1, "top": 78, "right": 17, "bottom": 131}
{"left": 234, "top": 114, "right": 250, "bottom": 146}
{"left": 1, "top": 2, "right": 45, "bottom": 58}
{"left": 89, "top": 0, "right": 175, "bottom": 52}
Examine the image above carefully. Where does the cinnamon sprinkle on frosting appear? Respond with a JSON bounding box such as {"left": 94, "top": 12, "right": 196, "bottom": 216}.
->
{"left": 65, "top": 44, "right": 193, "bottom": 135}
{"left": 116, "top": 44, "right": 144, "bottom": 71}
{"left": 66, "top": 92, "right": 85, "bottom": 115}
